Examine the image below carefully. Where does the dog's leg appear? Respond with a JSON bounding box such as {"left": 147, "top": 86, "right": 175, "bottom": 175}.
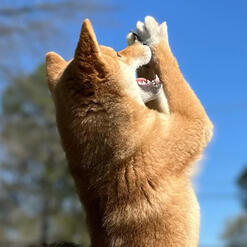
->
{"left": 135, "top": 16, "right": 213, "bottom": 172}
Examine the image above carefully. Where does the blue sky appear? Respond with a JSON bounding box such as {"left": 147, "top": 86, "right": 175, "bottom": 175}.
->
{"left": 1, "top": 0, "right": 247, "bottom": 246}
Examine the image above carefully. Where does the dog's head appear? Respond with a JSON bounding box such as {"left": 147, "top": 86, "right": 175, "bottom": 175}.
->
{"left": 46, "top": 19, "right": 164, "bottom": 108}
{"left": 45, "top": 19, "right": 158, "bottom": 162}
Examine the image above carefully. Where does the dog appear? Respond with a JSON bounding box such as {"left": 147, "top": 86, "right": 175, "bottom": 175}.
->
{"left": 46, "top": 16, "right": 213, "bottom": 247}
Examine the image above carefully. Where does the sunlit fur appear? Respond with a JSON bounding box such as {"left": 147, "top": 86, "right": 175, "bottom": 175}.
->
{"left": 46, "top": 17, "right": 213, "bottom": 247}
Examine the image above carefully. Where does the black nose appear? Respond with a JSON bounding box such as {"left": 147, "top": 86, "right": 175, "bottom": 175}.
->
{"left": 130, "top": 30, "right": 142, "bottom": 42}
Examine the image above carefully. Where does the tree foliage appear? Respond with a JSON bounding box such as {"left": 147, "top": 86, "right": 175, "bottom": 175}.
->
{"left": 222, "top": 214, "right": 247, "bottom": 247}
{"left": 0, "top": 65, "right": 90, "bottom": 246}
{"left": 222, "top": 166, "right": 247, "bottom": 247}
{"left": 237, "top": 167, "right": 247, "bottom": 211}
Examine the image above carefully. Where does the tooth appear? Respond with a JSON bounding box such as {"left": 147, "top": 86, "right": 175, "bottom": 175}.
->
{"left": 155, "top": 74, "right": 160, "bottom": 82}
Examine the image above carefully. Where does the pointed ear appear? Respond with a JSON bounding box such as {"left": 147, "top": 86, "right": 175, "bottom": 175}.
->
{"left": 46, "top": 52, "right": 67, "bottom": 93}
{"left": 74, "top": 19, "right": 100, "bottom": 63}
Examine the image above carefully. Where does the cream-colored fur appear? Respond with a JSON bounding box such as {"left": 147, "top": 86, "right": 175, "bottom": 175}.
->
{"left": 46, "top": 17, "right": 213, "bottom": 247}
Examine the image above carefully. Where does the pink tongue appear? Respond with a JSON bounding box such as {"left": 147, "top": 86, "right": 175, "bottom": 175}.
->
{"left": 136, "top": 77, "right": 147, "bottom": 82}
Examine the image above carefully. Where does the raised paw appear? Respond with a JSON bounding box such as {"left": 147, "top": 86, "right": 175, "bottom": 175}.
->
{"left": 136, "top": 16, "right": 168, "bottom": 46}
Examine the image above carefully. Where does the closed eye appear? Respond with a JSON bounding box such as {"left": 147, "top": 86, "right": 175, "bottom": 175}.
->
{"left": 117, "top": 52, "right": 122, "bottom": 57}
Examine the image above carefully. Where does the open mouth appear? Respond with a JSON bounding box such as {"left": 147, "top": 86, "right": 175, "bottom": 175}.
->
{"left": 135, "top": 68, "right": 163, "bottom": 104}
{"left": 136, "top": 74, "right": 162, "bottom": 94}
{"left": 130, "top": 31, "right": 162, "bottom": 102}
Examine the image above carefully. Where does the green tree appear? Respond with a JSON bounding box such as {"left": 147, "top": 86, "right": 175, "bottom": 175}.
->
{"left": 238, "top": 166, "right": 247, "bottom": 211}
{"left": 222, "top": 166, "right": 247, "bottom": 247}
{"left": 0, "top": 65, "right": 90, "bottom": 246}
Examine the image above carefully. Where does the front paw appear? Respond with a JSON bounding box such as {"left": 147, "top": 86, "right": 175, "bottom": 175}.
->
{"left": 136, "top": 16, "right": 168, "bottom": 47}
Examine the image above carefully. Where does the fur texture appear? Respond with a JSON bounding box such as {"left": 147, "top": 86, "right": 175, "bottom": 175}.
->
{"left": 46, "top": 17, "right": 213, "bottom": 247}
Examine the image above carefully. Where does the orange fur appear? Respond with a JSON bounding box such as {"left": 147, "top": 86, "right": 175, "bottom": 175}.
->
{"left": 46, "top": 18, "right": 213, "bottom": 247}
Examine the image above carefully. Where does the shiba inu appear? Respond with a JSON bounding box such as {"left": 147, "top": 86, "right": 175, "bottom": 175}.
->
{"left": 46, "top": 16, "right": 213, "bottom": 247}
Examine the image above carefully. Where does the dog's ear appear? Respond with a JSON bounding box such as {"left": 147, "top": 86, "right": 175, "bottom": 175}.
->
{"left": 74, "top": 18, "right": 101, "bottom": 64}
{"left": 74, "top": 18, "right": 106, "bottom": 80}
{"left": 46, "top": 52, "right": 67, "bottom": 93}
